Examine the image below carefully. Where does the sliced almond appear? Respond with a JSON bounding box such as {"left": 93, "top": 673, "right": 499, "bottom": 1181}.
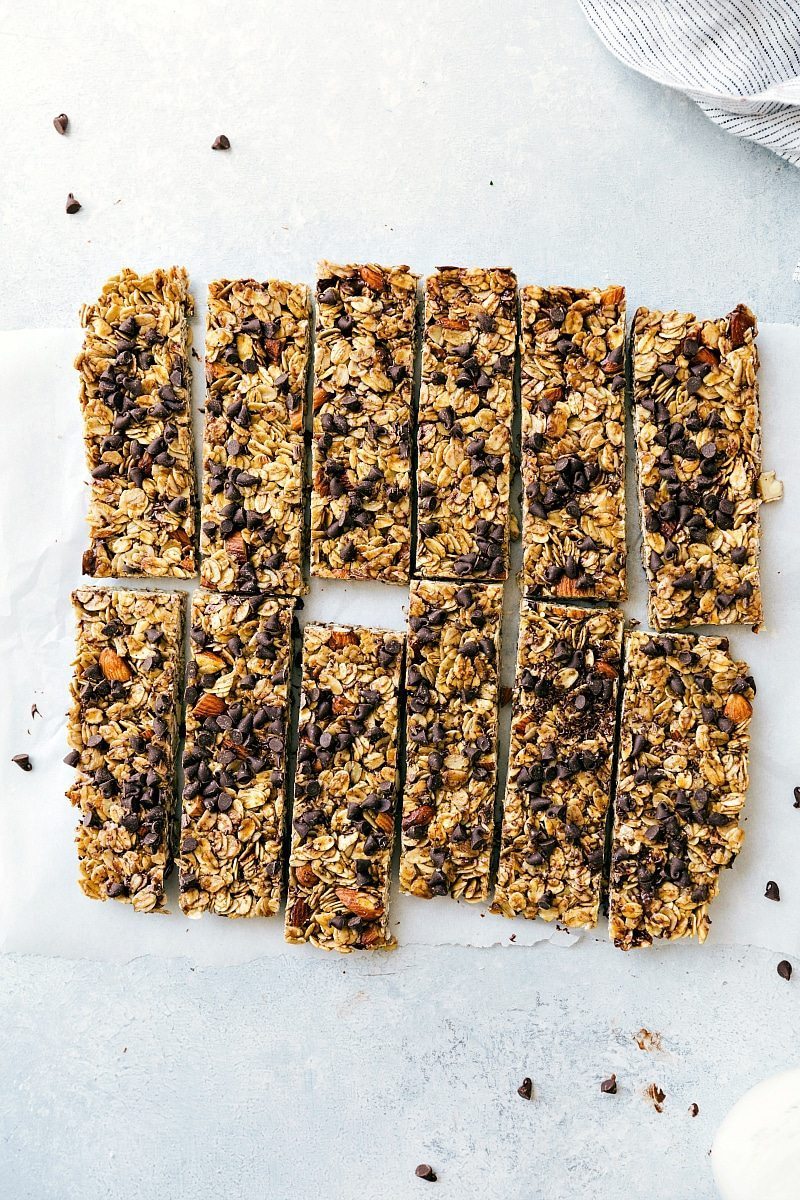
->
{"left": 335, "top": 887, "right": 384, "bottom": 919}
{"left": 759, "top": 470, "right": 783, "bottom": 504}
{"left": 196, "top": 650, "right": 227, "bottom": 674}
{"left": 724, "top": 693, "right": 752, "bottom": 723}
{"left": 193, "top": 693, "right": 226, "bottom": 719}
{"left": 99, "top": 648, "right": 132, "bottom": 682}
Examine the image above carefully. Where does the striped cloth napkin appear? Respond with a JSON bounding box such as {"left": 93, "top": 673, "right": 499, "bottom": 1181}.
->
{"left": 579, "top": 0, "right": 800, "bottom": 167}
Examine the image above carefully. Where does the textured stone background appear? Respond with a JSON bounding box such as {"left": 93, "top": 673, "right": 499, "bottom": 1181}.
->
{"left": 2, "top": 2, "right": 799, "bottom": 1197}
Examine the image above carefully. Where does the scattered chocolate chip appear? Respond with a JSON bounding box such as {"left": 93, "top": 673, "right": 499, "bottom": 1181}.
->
{"left": 647, "top": 1083, "right": 666, "bottom": 1112}
{"left": 517, "top": 1076, "right": 533, "bottom": 1100}
{"left": 794, "top": 786, "right": 800, "bottom": 809}
{"left": 212, "top": 134, "right": 231, "bottom": 150}
{"left": 688, "top": 1102, "right": 699, "bottom": 1117}
{"left": 777, "top": 959, "right": 793, "bottom": 981}
{"left": 65, "top": 192, "right": 81, "bottom": 214}
{"left": 415, "top": 1164, "right": 437, "bottom": 1183}
{"left": 31, "top": 704, "right": 42, "bottom": 719}
{"left": 765, "top": 880, "right": 781, "bottom": 902}
{"left": 53, "top": 113, "right": 69, "bottom": 135}
{"left": 600, "top": 1074, "right": 617, "bottom": 1095}
{"left": 12, "top": 753, "right": 32, "bottom": 772}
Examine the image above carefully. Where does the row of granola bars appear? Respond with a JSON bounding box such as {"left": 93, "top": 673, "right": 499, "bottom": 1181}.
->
{"left": 66, "top": 583, "right": 755, "bottom": 951}
{"left": 75, "top": 266, "right": 769, "bottom": 631}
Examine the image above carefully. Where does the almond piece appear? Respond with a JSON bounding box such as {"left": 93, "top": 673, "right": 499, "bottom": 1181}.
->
{"left": 196, "top": 650, "right": 227, "bottom": 674}
{"left": 724, "top": 693, "right": 752, "bottom": 723}
{"left": 359, "top": 264, "right": 384, "bottom": 291}
{"left": 595, "top": 661, "right": 618, "bottom": 679}
{"left": 600, "top": 285, "right": 625, "bottom": 308}
{"left": 402, "top": 804, "right": 435, "bottom": 832}
{"left": 359, "top": 926, "right": 382, "bottom": 947}
{"left": 264, "top": 338, "right": 282, "bottom": 363}
{"left": 374, "top": 811, "right": 395, "bottom": 835}
{"left": 335, "top": 887, "right": 384, "bottom": 920}
{"left": 99, "top": 648, "right": 132, "bottom": 682}
{"left": 329, "top": 629, "right": 358, "bottom": 649}
{"left": 313, "top": 386, "right": 327, "bottom": 413}
{"left": 225, "top": 531, "right": 247, "bottom": 563}
{"left": 439, "top": 316, "right": 469, "bottom": 331}
{"left": 289, "top": 897, "right": 310, "bottom": 928}
{"left": 295, "top": 863, "right": 318, "bottom": 889}
{"left": 290, "top": 405, "right": 303, "bottom": 433}
{"left": 193, "top": 693, "right": 225, "bottom": 719}
{"left": 727, "top": 304, "right": 756, "bottom": 350}
{"left": 555, "top": 576, "right": 580, "bottom": 598}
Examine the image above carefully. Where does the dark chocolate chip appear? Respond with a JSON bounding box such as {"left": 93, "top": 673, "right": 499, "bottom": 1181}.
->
{"left": 517, "top": 1077, "right": 533, "bottom": 1100}
{"left": 765, "top": 880, "right": 781, "bottom": 902}
{"left": 212, "top": 134, "right": 231, "bottom": 150}
{"left": 415, "top": 1165, "right": 437, "bottom": 1183}
{"left": 12, "top": 753, "right": 32, "bottom": 772}
{"left": 65, "top": 193, "right": 81, "bottom": 214}
{"left": 777, "top": 959, "right": 793, "bottom": 981}
{"left": 53, "top": 113, "right": 69, "bottom": 135}
{"left": 600, "top": 1074, "right": 617, "bottom": 1095}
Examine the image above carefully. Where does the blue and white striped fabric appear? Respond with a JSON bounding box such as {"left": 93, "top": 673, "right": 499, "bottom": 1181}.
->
{"left": 579, "top": 0, "right": 800, "bottom": 166}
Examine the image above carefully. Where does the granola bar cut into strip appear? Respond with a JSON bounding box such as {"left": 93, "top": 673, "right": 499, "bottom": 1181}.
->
{"left": 75, "top": 267, "right": 197, "bottom": 578}
{"left": 631, "top": 304, "right": 763, "bottom": 630}
{"left": 609, "top": 630, "right": 754, "bottom": 950}
{"left": 201, "top": 279, "right": 311, "bottom": 596}
{"left": 493, "top": 602, "right": 624, "bottom": 928}
{"left": 399, "top": 580, "right": 503, "bottom": 902}
{"left": 310, "top": 262, "right": 418, "bottom": 584}
{"left": 520, "top": 285, "right": 627, "bottom": 602}
{"left": 285, "top": 623, "right": 404, "bottom": 951}
{"left": 415, "top": 267, "right": 517, "bottom": 582}
{"left": 178, "top": 592, "right": 295, "bottom": 918}
{"left": 66, "top": 587, "right": 185, "bottom": 911}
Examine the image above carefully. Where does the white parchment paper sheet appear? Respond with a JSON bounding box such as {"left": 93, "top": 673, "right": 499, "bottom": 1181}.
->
{"left": 0, "top": 323, "right": 797, "bottom": 964}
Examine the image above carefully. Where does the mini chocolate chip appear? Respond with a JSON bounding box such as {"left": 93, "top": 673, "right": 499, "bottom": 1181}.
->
{"left": 415, "top": 1165, "right": 437, "bottom": 1183}
{"left": 212, "top": 134, "right": 231, "bottom": 150}
{"left": 765, "top": 880, "right": 781, "bottom": 902}
{"left": 53, "top": 113, "right": 69, "bottom": 135}
{"left": 688, "top": 1103, "right": 699, "bottom": 1117}
{"left": 517, "top": 1077, "right": 533, "bottom": 1100}
{"left": 600, "top": 1074, "right": 617, "bottom": 1095}
{"left": 65, "top": 192, "right": 81, "bottom": 214}
{"left": 12, "top": 753, "right": 32, "bottom": 772}
{"left": 777, "top": 959, "right": 793, "bottom": 981}
{"left": 793, "top": 786, "right": 800, "bottom": 809}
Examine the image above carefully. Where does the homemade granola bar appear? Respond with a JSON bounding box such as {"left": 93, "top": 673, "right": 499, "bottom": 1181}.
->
{"left": 201, "top": 278, "right": 311, "bottom": 596}
{"left": 609, "top": 630, "right": 755, "bottom": 949}
{"left": 75, "top": 267, "right": 197, "bottom": 578}
{"left": 66, "top": 587, "right": 185, "bottom": 911}
{"left": 179, "top": 592, "right": 295, "bottom": 918}
{"left": 520, "top": 285, "right": 627, "bottom": 602}
{"left": 631, "top": 304, "right": 763, "bottom": 630}
{"left": 285, "top": 623, "right": 404, "bottom": 951}
{"left": 493, "top": 602, "right": 623, "bottom": 928}
{"left": 399, "top": 580, "right": 503, "bottom": 902}
{"left": 310, "top": 262, "right": 418, "bottom": 584}
{"left": 415, "top": 267, "right": 517, "bottom": 581}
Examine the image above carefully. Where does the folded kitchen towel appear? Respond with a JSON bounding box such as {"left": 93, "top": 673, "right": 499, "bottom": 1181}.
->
{"left": 579, "top": 0, "right": 800, "bottom": 166}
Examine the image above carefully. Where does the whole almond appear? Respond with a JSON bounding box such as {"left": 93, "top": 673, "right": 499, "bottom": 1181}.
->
{"left": 374, "top": 811, "right": 395, "bottom": 835}
{"left": 595, "top": 661, "right": 618, "bottom": 678}
{"left": 289, "top": 897, "right": 310, "bottom": 928}
{"left": 724, "top": 693, "right": 753, "bottom": 723}
{"left": 359, "top": 264, "right": 384, "bottom": 291}
{"left": 99, "top": 648, "right": 132, "bottom": 682}
{"left": 225, "top": 531, "right": 247, "bottom": 563}
{"left": 193, "top": 693, "right": 225, "bottom": 719}
{"left": 335, "top": 887, "right": 383, "bottom": 919}
{"left": 402, "top": 804, "right": 435, "bottom": 831}
{"left": 295, "top": 863, "right": 318, "bottom": 888}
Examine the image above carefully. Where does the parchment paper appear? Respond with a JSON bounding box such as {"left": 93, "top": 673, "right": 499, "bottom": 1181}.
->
{"left": 1, "top": 323, "right": 797, "bottom": 964}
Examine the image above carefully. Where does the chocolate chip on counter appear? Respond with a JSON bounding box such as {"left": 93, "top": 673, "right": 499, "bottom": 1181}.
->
{"left": 65, "top": 192, "right": 81, "bottom": 214}
{"left": 12, "top": 753, "right": 32, "bottom": 772}
{"left": 517, "top": 1076, "right": 533, "bottom": 1100}
{"left": 53, "top": 113, "right": 69, "bottom": 135}
{"left": 415, "top": 1164, "right": 437, "bottom": 1183}
{"left": 777, "top": 959, "right": 793, "bottom": 981}
{"left": 765, "top": 880, "right": 781, "bottom": 902}
{"left": 793, "top": 786, "right": 800, "bottom": 809}
{"left": 600, "top": 1074, "right": 617, "bottom": 1095}
{"left": 688, "top": 1102, "right": 699, "bottom": 1117}
{"left": 212, "top": 134, "right": 231, "bottom": 150}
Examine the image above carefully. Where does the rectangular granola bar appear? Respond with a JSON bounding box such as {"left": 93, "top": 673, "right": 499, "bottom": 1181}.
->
{"left": 75, "top": 267, "right": 197, "bottom": 578}
{"left": 285, "top": 623, "right": 404, "bottom": 951}
{"left": 415, "top": 267, "right": 517, "bottom": 581}
{"left": 520, "top": 285, "right": 627, "bottom": 602}
{"left": 310, "top": 262, "right": 418, "bottom": 584}
{"left": 201, "top": 278, "right": 311, "bottom": 596}
{"left": 399, "top": 580, "right": 503, "bottom": 902}
{"left": 609, "top": 630, "right": 754, "bottom": 949}
{"left": 631, "top": 304, "right": 762, "bottom": 629}
{"left": 179, "top": 592, "right": 295, "bottom": 918}
{"left": 493, "top": 602, "right": 624, "bottom": 928}
{"left": 66, "top": 587, "right": 185, "bottom": 911}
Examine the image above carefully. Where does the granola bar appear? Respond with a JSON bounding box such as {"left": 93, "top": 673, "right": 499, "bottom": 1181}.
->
{"left": 66, "top": 587, "right": 185, "bottom": 911}
{"left": 631, "top": 304, "right": 763, "bottom": 630}
{"left": 609, "top": 630, "right": 754, "bottom": 949}
{"left": 520, "top": 285, "right": 627, "bottom": 602}
{"left": 75, "top": 267, "right": 197, "bottom": 578}
{"left": 493, "top": 602, "right": 623, "bottom": 928}
{"left": 399, "top": 580, "right": 503, "bottom": 902}
{"left": 310, "top": 262, "right": 418, "bottom": 584}
{"left": 415, "top": 267, "right": 517, "bottom": 581}
{"left": 201, "top": 278, "right": 311, "bottom": 596}
{"left": 179, "top": 592, "right": 295, "bottom": 918}
{"left": 285, "top": 623, "right": 404, "bottom": 951}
